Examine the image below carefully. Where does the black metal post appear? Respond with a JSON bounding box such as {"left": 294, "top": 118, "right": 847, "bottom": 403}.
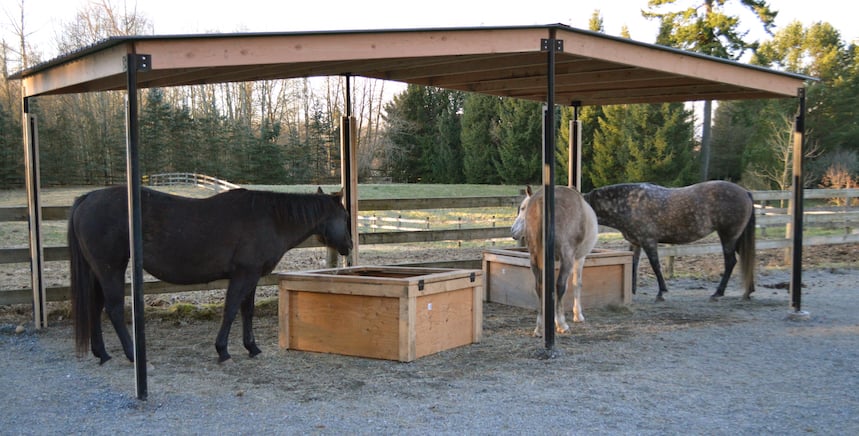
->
{"left": 541, "top": 31, "right": 559, "bottom": 353}
{"left": 125, "top": 53, "right": 150, "bottom": 400}
{"left": 789, "top": 87, "right": 806, "bottom": 313}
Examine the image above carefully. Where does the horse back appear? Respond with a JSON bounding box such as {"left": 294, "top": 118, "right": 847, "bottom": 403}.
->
{"left": 524, "top": 186, "right": 599, "bottom": 261}
{"left": 587, "top": 181, "right": 753, "bottom": 245}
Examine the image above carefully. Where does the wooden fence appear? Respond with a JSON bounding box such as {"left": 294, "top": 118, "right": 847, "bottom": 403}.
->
{"left": 143, "top": 173, "right": 239, "bottom": 191}
{"left": 1, "top": 188, "right": 857, "bottom": 305}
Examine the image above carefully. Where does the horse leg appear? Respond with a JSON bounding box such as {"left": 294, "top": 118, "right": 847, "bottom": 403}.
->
{"left": 711, "top": 238, "right": 739, "bottom": 301}
{"left": 570, "top": 256, "right": 586, "bottom": 323}
{"left": 87, "top": 282, "right": 111, "bottom": 364}
{"left": 101, "top": 276, "right": 135, "bottom": 363}
{"left": 215, "top": 273, "right": 259, "bottom": 362}
{"left": 640, "top": 243, "right": 669, "bottom": 302}
{"left": 554, "top": 260, "right": 572, "bottom": 333}
{"left": 630, "top": 244, "right": 641, "bottom": 295}
{"left": 240, "top": 287, "right": 262, "bottom": 358}
{"left": 531, "top": 265, "right": 544, "bottom": 338}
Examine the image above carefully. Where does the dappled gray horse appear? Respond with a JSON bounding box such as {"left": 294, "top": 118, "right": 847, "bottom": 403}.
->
{"left": 584, "top": 181, "right": 755, "bottom": 302}
{"left": 511, "top": 185, "right": 599, "bottom": 337}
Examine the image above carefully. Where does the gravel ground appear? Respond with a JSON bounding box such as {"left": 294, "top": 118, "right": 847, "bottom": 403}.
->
{"left": 2, "top": 245, "right": 858, "bottom": 435}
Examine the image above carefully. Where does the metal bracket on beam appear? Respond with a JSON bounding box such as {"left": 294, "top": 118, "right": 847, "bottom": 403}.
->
{"left": 123, "top": 54, "right": 152, "bottom": 72}
{"left": 541, "top": 39, "right": 564, "bottom": 52}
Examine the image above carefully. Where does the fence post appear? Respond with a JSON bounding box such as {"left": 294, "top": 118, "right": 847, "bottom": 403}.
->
{"left": 665, "top": 248, "right": 674, "bottom": 278}
{"left": 491, "top": 215, "right": 496, "bottom": 246}
{"left": 458, "top": 217, "right": 462, "bottom": 247}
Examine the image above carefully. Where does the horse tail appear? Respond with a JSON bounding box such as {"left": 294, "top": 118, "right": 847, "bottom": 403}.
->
{"left": 737, "top": 192, "right": 756, "bottom": 293}
{"left": 68, "top": 195, "right": 94, "bottom": 357}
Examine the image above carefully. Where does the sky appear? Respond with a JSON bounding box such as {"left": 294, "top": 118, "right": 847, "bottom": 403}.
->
{"left": 4, "top": 0, "right": 857, "bottom": 63}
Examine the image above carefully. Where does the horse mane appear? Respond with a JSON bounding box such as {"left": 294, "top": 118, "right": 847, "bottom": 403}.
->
{"left": 238, "top": 189, "right": 340, "bottom": 228}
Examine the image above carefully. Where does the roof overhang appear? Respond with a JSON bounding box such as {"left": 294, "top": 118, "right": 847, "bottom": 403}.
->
{"left": 10, "top": 24, "right": 812, "bottom": 104}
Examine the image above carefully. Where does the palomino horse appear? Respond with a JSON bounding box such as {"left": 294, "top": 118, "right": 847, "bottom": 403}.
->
{"left": 583, "top": 181, "right": 755, "bottom": 302}
{"left": 68, "top": 186, "right": 352, "bottom": 364}
{"left": 511, "top": 185, "right": 599, "bottom": 337}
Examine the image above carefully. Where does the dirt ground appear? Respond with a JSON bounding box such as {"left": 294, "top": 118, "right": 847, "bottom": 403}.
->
{"left": 1, "top": 243, "right": 858, "bottom": 434}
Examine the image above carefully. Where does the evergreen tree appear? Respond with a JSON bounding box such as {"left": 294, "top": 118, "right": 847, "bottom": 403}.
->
{"left": 494, "top": 98, "right": 542, "bottom": 185}
{"left": 140, "top": 88, "right": 174, "bottom": 175}
{"left": 592, "top": 103, "right": 698, "bottom": 187}
{"left": 461, "top": 93, "right": 502, "bottom": 184}
{"left": 382, "top": 85, "right": 464, "bottom": 183}
{"left": 625, "top": 103, "right": 698, "bottom": 185}
{"left": 591, "top": 104, "right": 631, "bottom": 187}
{"left": 428, "top": 91, "right": 465, "bottom": 183}
{"left": 645, "top": 0, "right": 777, "bottom": 180}
{"left": 708, "top": 101, "right": 756, "bottom": 181}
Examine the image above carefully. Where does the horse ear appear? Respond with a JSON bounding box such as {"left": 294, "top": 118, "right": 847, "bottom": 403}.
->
{"left": 333, "top": 187, "right": 345, "bottom": 198}
{"left": 316, "top": 186, "right": 324, "bottom": 194}
{"left": 525, "top": 185, "right": 533, "bottom": 196}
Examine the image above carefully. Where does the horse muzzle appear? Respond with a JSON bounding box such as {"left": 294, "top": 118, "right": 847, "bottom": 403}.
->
{"left": 510, "top": 221, "right": 525, "bottom": 240}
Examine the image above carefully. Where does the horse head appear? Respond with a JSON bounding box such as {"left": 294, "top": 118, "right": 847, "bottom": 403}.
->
{"left": 510, "top": 185, "right": 533, "bottom": 241}
{"left": 316, "top": 188, "right": 353, "bottom": 256}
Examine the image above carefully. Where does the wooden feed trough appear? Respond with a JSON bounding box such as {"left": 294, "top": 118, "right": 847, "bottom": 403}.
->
{"left": 278, "top": 266, "right": 483, "bottom": 362}
{"left": 482, "top": 247, "right": 633, "bottom": 310}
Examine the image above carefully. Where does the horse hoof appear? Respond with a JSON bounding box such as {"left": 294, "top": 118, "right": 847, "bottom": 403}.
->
{"left": 247, "top": 344, "right": 262, "bottom": 358}
{"left": 655, "top": 295, "right": 665, "bottom": 302}
{"left": 98, "top": 355, "right": 112, "bottom": 366}
{"left": 218, "top": 354, "right": 232, "bottom": 364}
{"left": 709, "top": 295, "right": 720, "bottom": 302}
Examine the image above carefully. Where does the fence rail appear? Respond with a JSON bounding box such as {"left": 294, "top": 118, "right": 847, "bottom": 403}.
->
{"left": 1, "top": 188, "right": 857, "bottom": 305}
{"left": 143, "top": 173, "right": 239, "bottom": 191}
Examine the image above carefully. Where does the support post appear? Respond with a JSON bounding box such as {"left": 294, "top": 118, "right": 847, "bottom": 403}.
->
{"left": 540, "top": 32, "right": 561, "bottom": 355}
{"left": 125, "top": 53, "right": 151, "bottom": 400}
{"left": 22, "top": 97, "right": 47, "bottom": 329}
{"left": 340, "top": 75, "right": 359, "bottom": 266}
{"left": 789, "top": 88, "right": 807, "bottom": 317}
{"left": 568, "top": 101, "right": 582, "bottom": 190}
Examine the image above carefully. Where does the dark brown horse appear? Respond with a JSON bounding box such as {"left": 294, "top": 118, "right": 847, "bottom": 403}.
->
{"left": 68, "top": 186, "right": 352, "bottom": 364}
{"left": 511, "top": 185, "right": 599, "bottom": 337}
{"left": 584, "top": 181, "right": 755, "bottom": 302}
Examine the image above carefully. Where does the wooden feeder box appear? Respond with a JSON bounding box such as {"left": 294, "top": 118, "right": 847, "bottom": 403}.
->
{"left": 482, "top": 247, "right": 633, "bottom": 310}
{"left": 278, "top": 266, "right": 483, "bottom": 362}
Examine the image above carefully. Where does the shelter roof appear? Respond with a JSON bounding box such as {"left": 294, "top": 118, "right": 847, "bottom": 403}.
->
{"left": 10, "top": 24, "right": 812, "bottom": 104}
